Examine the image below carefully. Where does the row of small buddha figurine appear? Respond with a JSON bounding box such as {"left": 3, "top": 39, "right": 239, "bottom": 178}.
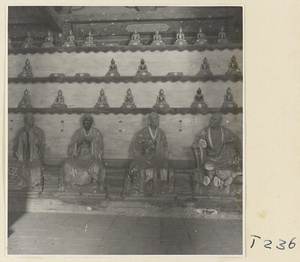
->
{"left": 17, "top": 87, "right": 238, "bottom": 110}
{"left": 9, "top": 26, "right": 231, "bottom": 49}
{"left": 17, "top": 55, "right": 241, "bottom": 79}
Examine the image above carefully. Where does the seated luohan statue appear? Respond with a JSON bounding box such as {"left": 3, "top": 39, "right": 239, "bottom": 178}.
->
{"left": 217, "top": 26, "right": 228, "bottom": 45}
{"left": 136, "top": 58, "right": 151, "bottom": 77}
{"left": 197, "top": 57, "right": 213, "bottom": 76}
{"left": 225, "top": 55, "right": 242, "bottom": 76}
{"left": 95, "top": 89, "right": 109, "bottom": 108}
{"left": 42, "top": 30, "right": 55, "bottom": 48}
{"left": 191, "top": 88, "right": 208, "bottom": 110}
{"left": 59, "top": 114, "right": 106, "bottom": 193}
{"left": 129, "top": 30, "right": 143, "bottom": 46}
{"left": 151, "top": 30, "right": 165, "bottom": 46}
{"left": 13, "top": 113, "right": 44, "bottom": 191}
{"left": 174, "top": 27, "right": 187, "bottom": 46}
{"left": 22, "top": 31, "right": 35, "bottom": 48}
{"left": 153, "top": 89, "right": 169, "bottom": 108}
{"left": 18, "top": 89, "right": 33, "bottom": 109}
{"left": 121, "top": 89, "right": 137, "bottom": 108}
{"left": 83, "top": 30, "right": 96, "bottom": 47}
{"left": 51, "top": 90, "right": 67, "bottom": 109}
{"left": 192, "top": 113, "right": 242, "bottom": 195}
{"left": 222, "top": 87, "right": 238, "bottom": 109}
{"left": 62, "top": 30, "right": 76, "bottom": 48}
{"left": 128, "top": 112, "right": 174, "bottom": 195}
{"left": 18, "top": 59, "right": 33, "bottom": 78}
{"left": 105, "top": 59, "right": 120, "bottom": 77}
{"left": 194, "top": 27, "right": 208, "bottom": 46}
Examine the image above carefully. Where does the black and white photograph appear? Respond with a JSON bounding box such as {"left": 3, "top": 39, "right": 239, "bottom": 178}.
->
{"left": 6, "top": 5, "right": 244, "bottom": 256}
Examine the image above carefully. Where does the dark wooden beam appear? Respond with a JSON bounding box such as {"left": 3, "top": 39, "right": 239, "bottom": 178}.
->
{"left": 37, "top": 7, "right": 64, "bottom": 32}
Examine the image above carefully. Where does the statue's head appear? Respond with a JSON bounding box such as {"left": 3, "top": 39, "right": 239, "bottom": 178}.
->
{"left": 134, "top": 30, "right": 137, "bottom": 34}
{"left": 221, "top": 26, "right": 224, "bottom": 32}
{"left": 141, "top": 58, "right": 145, "bottom": 65}
{"left": 24, "top": 112, "right": 35, "bottom": 127}
{"left": 210, "top": 112, "right": 223, "bottom": 129}
{"left": 148, "top": 112, "right": 159, "bottom": 129}
{"left": 227, "top": 87, "right": 232, "bottom": 94}
{"left": 82, "top": 114, "right": 93, "bottom": 130}
{"left": 48, "top": 30, "right": 51, "bottom": 36}
{"left": 58, "top": 90, "right": 62, "bottom": 96}
{"left": 203, "top": 57, "right": 207, "bottom": 63}
{"left": 127, "top": 89, "right": 132, "bottom": 95}
{"left": 69, "top": 30, "right": 73, "bottom": 35}
{"left": 89, "top": 30, "right": 92, "bottom": 36}
{"left": 25, "top": 59, "right": 30, "bottom": 65}
{"left": 179, "top": 27, "right": 183, "bottom": 32}
{"left": 199, "top": 27, "right": 202, "bottom": 33}
{"left": 197, "top": 88, "right": 202, "bottom": 94}
{"left": 111, "top": 59, "right": 115, "bottom": 64}
{"left": 27, "top": 31, "right": 31, "bottom": 38}
{"left": 155, "top": 30, "right": 159, "bottom": 34}
{"left": 100, "top": 89, "right": 105, "bottom": 95}
{"left": 232, "top": 55, "right": 236, "bottom": 62}
{"left": 24, "top": 89, "right": 29, "bottom": 95}
{"left": 159, "top": 89, "right": 164, "bottom": 95}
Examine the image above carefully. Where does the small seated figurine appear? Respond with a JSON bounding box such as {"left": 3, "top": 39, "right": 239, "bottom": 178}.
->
{"left": 217, "top": 26, "right": 228, "bottom": 45}
{"left": 225, "top": 55, "right": 242, "bottom": 75}
{"left": 83, "top": 30, "right": 96, "bottom": 47}
{"left": 121, "top": 89, "right": 137, "bottom": 108}
{"left": 18, "top": 89, "right": 33, "bottom": 109}
{"left": 14, "top": 113, "right": 44, "bottom": 191}
{"left": 174, "top": 27, "right": 187, "bottom": 46}
{"left": 18, "top": 59, "right": 33, "bottom": 78}
{"left": 136, "top": 58, "right": 151, "bottom": 77}
{"left": 194, "top": 27, "right": 208, "bottom": 46}
{"left": 127, "top": 112, "right": 174, "bottom": 195}
{"left": 105, "top": 59, "right": 120, "bottom": 77}
{"left": 192, "top": 113, "right": 242, "bottom": 195}
{"left": 59, "top": 114, "right": 106, "bottom": 193}
{"left": 197, "top": 57, "right": 213, "bottom": 76}
{"left": 42, "top": 30, "right": 55, "bottom": 48}
{"left": 191, "top": 88, "right": 208, "bottom": 110}
{"left": 222, "top": 87, "right": 238, "bottom": 109}
{"left": 151, "top": 30, "right": 165, "bottom": 46}
{"left": 153, "top": 89, "right": 169, "bottom": 108}
{"left": 22, "top": 31, "right": 35, "bottom": 48}
{"left": 8, "top": 37, "right": 13, "bottom": 49}
{"left": 94, "top": 89, "right": 109, "bottom": 108}
{"left": 129, "top": 30, "right": 143, "bottom": 46}
{"left": 62, "top": 30, "right": 76, "bottom": 48}
{"left": 51, "top": 90, "right": 67, "bottom": 109}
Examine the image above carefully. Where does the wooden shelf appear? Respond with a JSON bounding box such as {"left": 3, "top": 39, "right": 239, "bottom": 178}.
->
{"left": 8, "top": 75, "right": 243, "bottom": 84}
{"left": 8, "top": 43, "right": 243, "bottom": 55}
{"left": 8, "top": 107, "right": 243, "bottom": 115}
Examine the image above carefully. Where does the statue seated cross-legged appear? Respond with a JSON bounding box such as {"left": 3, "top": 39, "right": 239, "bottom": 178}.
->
{"left": 192, "top": 113, "right": 242, "bottom": 196}
{"left": 129, "top": 30, "right": 143, "bottom": 46}
{"left": 217, "top": 26, "right": 228, "bottom": 46}
{"left": 22, "top": 31, "right": 35, "bottom": 49}
{"left": 194, "top": 27, "right": 208, "bottom": 46}
{"left": 174, "top": 27, "right": 188, "bottom": 46}
{"left": 151, "top": 30, "right": 165, "bottom": 46}
{"left": 51, "top": 90, "right": 67, "bottom": 109}
{"left": 105, "top": 59, "right": 120, "bottom": 77}
{"left": 42, "top": 30, "right": 55, "bottom": 48}
{"left": 136, "top": 58, "right": 151, "bottom": 77}
{"left": 127, "top": 113, "right": 174, "bottom": 196}
{"left": 83, "top": 30, "right": 96, "bottom": 47}
{"left": 59, "top": 114, "right": 106, "bottom": 193}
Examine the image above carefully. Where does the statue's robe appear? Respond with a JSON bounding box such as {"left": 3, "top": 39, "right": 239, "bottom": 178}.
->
{"left": 14, "top": 125, "right": 44, "bottom": 188}
{"left": 193, "top": 126, "right": 241, "bottom": 187}
{"left": 60, "top": 127, "right": 105, "bottom": 187}
{"left": 130, "top": 127, "right": 168, "bottom": 191}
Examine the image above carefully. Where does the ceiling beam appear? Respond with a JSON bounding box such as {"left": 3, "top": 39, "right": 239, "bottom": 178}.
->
{"left": 38, "top": 7, "right": 64, "bottom": 32}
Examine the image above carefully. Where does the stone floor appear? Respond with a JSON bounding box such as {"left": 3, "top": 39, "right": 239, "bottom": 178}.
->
{"left": 8, "top": 212, "right": 243, "bottom": 255}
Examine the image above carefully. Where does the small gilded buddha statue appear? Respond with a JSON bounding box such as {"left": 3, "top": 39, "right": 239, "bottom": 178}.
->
{"left": 18, "top": 89, "right": 33, "bottom": 109}
{"left": 129, "top": 30, "right": 143, "bottom": 46}
{"left": 153, "top": 89, "right": 169, "bottom": 108}
{"left": 52, "top": 90, "right": 67, "bottom": 109}
{"left": 42, "top": 30, "right": 55, "bottom": 48}
{"left": 151, "top": 30, "right": 165, "bottom": 46}
{"left": 18, "top": 59, "right": 33, "bottom": 78}
{"left": 105, "top": 59, "right": 120, "bottom": 77}
{"left": 83, "top": 30, "right": 96, "bottom": 47}
{"left": 62, "top": 30, "right": 76, "bottom": 48}
{"left": 191, "top": 88, "right": 208, "bottom": 109}
{"left": 94, "top": 89, "right": 109, "bottom": 108}
{"left": 174, "top": 27, "right": 187, "bottom": 46}
{"left": 225, "top": 55, "right": 242, "bottom": 75}
{"left": 22, "top": 31, "right": 35, "bottom": 49}
{"left": 222, "top": 87, "right": 238, "bottom": 108}
{"left": 121, "top": 89, "right": 137, "bottom": 108}
{"left": 217, "top": 26, "right": 228, "bottom": 45}
{"left": 136, "top": 58, "right": 151, "bottom": 77}
{"left": 197, "top": 57, "right": 213, "bottom": 76}
{"left": 194, "top": 27, "right": 208, "bottom": 46}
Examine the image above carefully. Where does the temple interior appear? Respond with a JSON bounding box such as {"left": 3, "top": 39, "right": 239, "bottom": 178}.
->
{"left": 7, "top": 6, "right": 243, "bottom": 255}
